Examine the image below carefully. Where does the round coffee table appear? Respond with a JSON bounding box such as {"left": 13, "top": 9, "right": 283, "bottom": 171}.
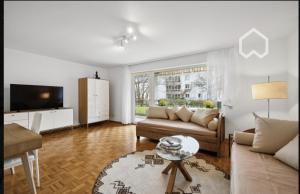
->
{"left": 155, "top": 135, "right": 199, "bottom": 194}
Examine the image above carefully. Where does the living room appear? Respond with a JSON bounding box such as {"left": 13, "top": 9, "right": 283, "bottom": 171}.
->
{"left": 3, "top": 1, "right": 299, "bottom": 194}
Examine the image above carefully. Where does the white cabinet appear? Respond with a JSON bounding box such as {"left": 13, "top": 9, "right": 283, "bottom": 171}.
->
{"left": 28, "top": 109, "right": 73, "bottom": 132}
{"left": 5, "top": 109, "right": 73, "bottom": 132}
{"left": 53, "top": 109, "right": 73, "bottom": 129}
{"left": 4, "top": 112, "right": 29, "bottom": 128}
{"left": 79, "top": 78, "right": 109, "bottom": 125}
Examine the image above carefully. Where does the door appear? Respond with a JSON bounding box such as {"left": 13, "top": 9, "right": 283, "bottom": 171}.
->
{"left": 87, "top": 79, "right": 97, "bottom": 120}
{"left": 53, "top": 109, "right": 73, "bottom": 128}
{"left": 5, "top": 120, "right": 29, "bottom": 129}
{"left": 102, "top": 81, "right": 109, "bottom": 120}
{"left": 95, "top": 80, "right": 109, "bottom": 121}
{"left": 4, "top": 113, "right": 29, "bottom": 128}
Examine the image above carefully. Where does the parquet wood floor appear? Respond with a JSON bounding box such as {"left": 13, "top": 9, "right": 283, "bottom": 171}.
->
{"left": 4, "top": 121, "right": 230, "bottom": 194}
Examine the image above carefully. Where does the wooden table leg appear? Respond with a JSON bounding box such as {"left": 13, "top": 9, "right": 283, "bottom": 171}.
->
{"left": 162, "top": 162, "right": 174, "bottom": 174}
{"left": 166, "top": 165, "right": 177, "bottom": 194}
{"left": 177, "top": 161, "right": 192, "bottom": 181}
{"left": 21, "top": 152, "right": 37, "bottom": 194}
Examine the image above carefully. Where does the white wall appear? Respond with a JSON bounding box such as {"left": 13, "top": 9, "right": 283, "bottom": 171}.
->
{"left": 224, "top": 37, "right": 290, "bottom": 136}
{"left": 107, "top": 66, "right": 124, "bottom": 122}
{"left": 4, "top": 48, "right": 108, "bottom": 125}
{"left": 287, "top": 29, "right": 299, "bottom": 120}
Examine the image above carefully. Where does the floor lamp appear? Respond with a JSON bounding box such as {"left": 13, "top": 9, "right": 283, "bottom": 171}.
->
{"left": 251, "top": 76, "right": 288, "bottom": 118}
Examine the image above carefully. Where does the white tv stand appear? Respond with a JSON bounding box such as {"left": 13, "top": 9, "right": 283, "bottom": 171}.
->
{"left": 4, "top": 108, "right": 73, "bottom": 132}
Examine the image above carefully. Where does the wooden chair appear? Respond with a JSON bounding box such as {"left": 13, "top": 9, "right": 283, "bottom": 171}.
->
{"left": 4, "top": 113, "right": 42, "bottom": 187}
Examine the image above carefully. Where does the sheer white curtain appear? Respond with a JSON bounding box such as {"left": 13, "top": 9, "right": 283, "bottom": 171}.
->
{"left": 121, "top": 65, "right": 132, "bottom": 124}
{"left": 207, "top": 47, "right": 237, "bottom": 107}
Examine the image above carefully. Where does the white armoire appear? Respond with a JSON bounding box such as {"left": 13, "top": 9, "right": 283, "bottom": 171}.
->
{"left": 78, "top": 78, "right": 109, "bottom": 126}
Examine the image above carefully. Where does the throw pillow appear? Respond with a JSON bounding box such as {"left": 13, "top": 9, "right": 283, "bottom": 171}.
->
{"left": 233, "top": 131, "right": 255, "bottom": 146}
{"left": 191, "top": 108, "right": 219, "bottom": 127}
{"left": 175, "top": 106, "right": 193, "bottom": 122}
{"left": 207, "top": 118, "right": 219, "bottom": 131}
{"left": 251, "top": 113, "right": 298, "bottom": 154}
{"left": 274, "top": 134, "right": 298, "bottom": 170}
{"left": 166, "top": 107, "right": 179, "bottom": 121}
{"left": 147, "top": 106, "right": 168, "bottom": 119}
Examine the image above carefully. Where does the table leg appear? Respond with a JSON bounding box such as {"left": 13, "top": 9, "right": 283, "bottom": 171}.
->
{"left": 177, "top": 161, "right": 192, "bottom": 181}
{"left": 21, "top": 152, "right": 37, "bottom": 194}
{"left": 162, "top": 162, "right": 174, "bottom": 174}
{"left": 166, "top": 165, "right": 177, "bottom": 194}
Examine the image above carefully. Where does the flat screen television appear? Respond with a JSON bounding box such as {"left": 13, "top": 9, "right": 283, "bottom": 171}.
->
{"left": 10, "top": 84, "right": 63, "bottom": 111}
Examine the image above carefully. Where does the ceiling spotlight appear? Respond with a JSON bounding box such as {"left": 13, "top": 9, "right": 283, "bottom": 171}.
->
{"left": 127, "top": 27, "right": 134, "bottom": 34}
{"left": 116, "top": 27, "right": 138, "bottom": 48}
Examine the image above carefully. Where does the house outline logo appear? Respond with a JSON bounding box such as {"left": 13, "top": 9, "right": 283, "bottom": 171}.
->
{"left": 239, "top": 28, "right": 269, "bottom": 59}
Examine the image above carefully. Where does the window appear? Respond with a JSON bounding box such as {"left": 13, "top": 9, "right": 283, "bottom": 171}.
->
{"left": 154, "top": 65, "right": 208, "bottom": 106}
{"left": 185, "top": 75, "right": 190, "bottom": 81}
{"left": 133, "top": 73, "right": 150, "bottom": 117}
{"left": 133, "top": 65, "right": 208, "bottom": 118}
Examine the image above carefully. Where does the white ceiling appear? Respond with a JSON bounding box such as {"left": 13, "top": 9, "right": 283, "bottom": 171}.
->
{"left": 4, "top": 1, "right": 298, "bottom": 67}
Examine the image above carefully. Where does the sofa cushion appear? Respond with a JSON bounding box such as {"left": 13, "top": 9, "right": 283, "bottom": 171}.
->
{"left": 175, "top": 106, "right": 193, "bottom": 122}
{"left": 231, "top": 143, "right": 298, "bottom": 194}
{"left": 207, "top": 118, "right": 218, "bottom": 131}
{"left": 251, "top": 113, "right": 298, "bottom": 154}
{"left": 274, "top": 134, "right": 298, "bottom": 170}
{"left": 137, "top": 118, "right": 216, "bottom": 137}
{"left": 191, "top": 108, "right": 219, "bottom": 127}
{"left": 166, "top": 107, "right": 179, "bottom": 121}
{"left": 147, "top": 106, "right": 168, "bottom": 119}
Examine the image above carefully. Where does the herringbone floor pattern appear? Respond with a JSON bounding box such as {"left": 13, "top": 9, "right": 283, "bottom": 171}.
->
{"left": 4, "top": 121, "right": 230, "bottom": 194}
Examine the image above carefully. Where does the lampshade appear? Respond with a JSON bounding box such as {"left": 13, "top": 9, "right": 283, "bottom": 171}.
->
{"left": 252, "top": 81, "right": 288, "bottom": 100}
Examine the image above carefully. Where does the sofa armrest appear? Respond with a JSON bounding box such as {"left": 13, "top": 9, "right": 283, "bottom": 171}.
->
{"left": 233, "top": 131, "right": 254, "bottom": 145}
{"left": 243, "top": 128, "right": 255, "bottom": 133}
{"left": 217, "top": 113, "right": 225, "bottom": 142}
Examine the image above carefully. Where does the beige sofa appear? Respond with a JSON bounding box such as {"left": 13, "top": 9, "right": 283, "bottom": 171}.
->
{"left": 231, "top": 142, "right": 298, "bottom": 194}
{"left": 136, "top": 113, "right": 225, "bottom": 156}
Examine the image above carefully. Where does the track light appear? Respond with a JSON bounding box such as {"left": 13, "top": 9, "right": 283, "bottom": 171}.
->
{"left": 127, "top": 27, "right": 134, "bottom": 34}
{"left": 116, "top": 27, "right": 138, "bottom": 48}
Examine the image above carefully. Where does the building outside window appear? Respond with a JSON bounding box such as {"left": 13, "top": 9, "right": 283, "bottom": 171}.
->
{"left": 133, "top": 65, "right": 208, "bottom": 118}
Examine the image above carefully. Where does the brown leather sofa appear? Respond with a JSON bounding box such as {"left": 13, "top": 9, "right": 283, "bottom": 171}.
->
{"left": 136, "top": 113, "right": 225, "bottom": 156}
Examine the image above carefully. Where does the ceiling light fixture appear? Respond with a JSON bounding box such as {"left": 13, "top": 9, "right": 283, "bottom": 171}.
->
{"left": 127, "top": 27, "right": 134, "bottom": 34}
{"left": 116, "top": 27, "right": 138, "bottom": 48}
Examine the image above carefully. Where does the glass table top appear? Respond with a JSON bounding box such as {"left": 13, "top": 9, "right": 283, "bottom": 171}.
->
{"left": 155, "top": 135, "right": 200, "bottom": 161}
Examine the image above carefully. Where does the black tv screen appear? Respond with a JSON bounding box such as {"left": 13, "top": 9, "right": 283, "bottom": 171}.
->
{"left": 10, "top": 84, "right": 63, "bottom": 111}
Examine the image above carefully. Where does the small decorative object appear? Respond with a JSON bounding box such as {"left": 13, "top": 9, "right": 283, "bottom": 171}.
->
{"left": 95, "top": 71, "right": 100, "bottom": 79}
